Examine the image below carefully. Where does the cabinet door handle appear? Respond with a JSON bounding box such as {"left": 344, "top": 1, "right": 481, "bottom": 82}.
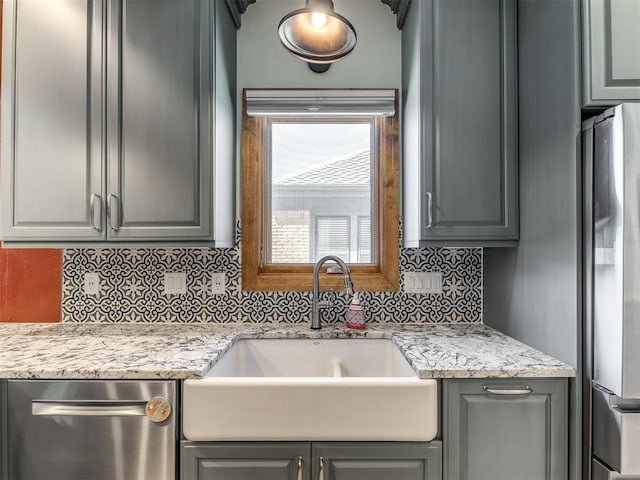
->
{"left": 318, "top": 456, "right": 324, "bottom": 480}
{"left": 426, "top": 191, "right": 434, "bottom": 229}
{"left": 107, "top": 194, "right": 120, "bottom": 232}
{"left": 89, "top": 193, "right": 102, "bottom": 232}
{"left": 483, "top": 385, "right": 532, "bottom": 395}
{"left": 297, "top": 456, "right": 302, "bottom": 480}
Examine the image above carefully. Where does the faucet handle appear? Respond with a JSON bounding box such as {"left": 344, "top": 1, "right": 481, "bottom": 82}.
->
{"left": 318, "top": 300, "right": 333, "bottom": 309}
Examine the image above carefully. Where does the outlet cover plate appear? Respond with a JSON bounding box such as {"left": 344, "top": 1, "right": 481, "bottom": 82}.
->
{"left": 404, "top": 272, "right": 443, "bottom": 294}
{"left": 211, "top": 273, "right": 226, "bottom": 295}
{"left": 84, "top": 273, "right": 100, "bottom": 295}
{"left": 164, "top": 272, "right": 186, "bottom": 295}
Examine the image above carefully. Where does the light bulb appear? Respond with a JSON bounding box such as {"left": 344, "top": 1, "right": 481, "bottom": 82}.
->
{"left": 311, "top": 12, "right": 327, "bottom": 29}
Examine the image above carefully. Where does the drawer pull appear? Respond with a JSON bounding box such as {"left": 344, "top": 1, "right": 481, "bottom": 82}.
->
{"left": 318, "top": 456, "right": 324, "bottom": 480}
{"left": 297, "top": 456, "right": 302, "bottom": 480}
{"left": 483, "top": 385, "right": 532, "bottom": 395}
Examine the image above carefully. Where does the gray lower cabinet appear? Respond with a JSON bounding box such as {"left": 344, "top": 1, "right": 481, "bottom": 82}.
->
{"left": 0, "top": 0, "right": 235, "bottom": 246}
{"left": 181, "top": 441, "right": 442, "bottom": 480}
{"left": 583, "top": 0, "right": 640, "bottom": 106}
{"left": 0, "top": 380, "right": 6, "bottom": 480}
{"left": 312, "top": 442, "right": 442, "bottom": 480}
{"left": 402, "top": 0, "right": 518, "bottom": 246}
{"left": 443, "top": 378, "right": 568, "bottom": 480}
{"left": 181, "top": 442, "right": 310, "bottom": 480}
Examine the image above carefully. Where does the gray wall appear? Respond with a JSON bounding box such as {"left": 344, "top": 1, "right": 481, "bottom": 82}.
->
{"left": 484, "top": 0, "right": 581, "bottom": 369}
{"left": 483, "top": 1, "right": 582, "bottom": 478}
{"left": 237, "top": 0, "right": 401, "bottom": 90}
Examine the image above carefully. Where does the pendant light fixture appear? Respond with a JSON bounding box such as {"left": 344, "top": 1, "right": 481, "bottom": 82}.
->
{"left": 278, "top": 0, "right": 357, "bottom": 73}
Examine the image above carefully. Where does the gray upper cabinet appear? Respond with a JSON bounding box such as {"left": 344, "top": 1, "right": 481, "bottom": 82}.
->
{"left": 0, "top": 0, "right": 104, "bottom": 241}
{"left": 402, "top": 0, "right": 518, "bottom": 247}
{"left": 443, "top": 378, "right": 568, "bottom": 480}
{"left": 583, "top": 0, "right": 640, "bottom": 106}
{"left": 0, "top": 0, "right": 236, "bottom": 246}
{"left": 106, "top": 0, "right": 211, "bottom": 241}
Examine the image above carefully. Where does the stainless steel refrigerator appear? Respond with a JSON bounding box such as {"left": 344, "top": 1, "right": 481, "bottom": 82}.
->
{"left": 583, "top": 103, "right": 640, "bottom": 479}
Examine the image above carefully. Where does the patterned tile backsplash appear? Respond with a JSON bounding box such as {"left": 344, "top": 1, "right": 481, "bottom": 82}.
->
{"left": 62, "top": 226, "right": 483, "bottom": 324}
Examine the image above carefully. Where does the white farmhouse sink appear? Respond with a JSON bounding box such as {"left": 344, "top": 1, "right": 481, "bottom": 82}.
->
{"left": 183, "top": 339, "right": 437, "bottom": 441}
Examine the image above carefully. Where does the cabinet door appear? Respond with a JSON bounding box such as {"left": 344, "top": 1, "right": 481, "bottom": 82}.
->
{"left": 1, "top": 0, "right": 104, "bottom": 241}
{"left": 584, "top": 0, "right": 640, "bottom": 106}
{"left": 312, "top": 442, "right": 442, "bottom": 480}
{"left": 180, "top": 442, "right": 310, "bottom": 480}
{"left": 1, "top": 380, "right": 6, "bottom": 480}
{"left": 443, "top": 379, "right": 567, "bottom": 480}
{"left": 106, "top": 0, "right": 212, "bottom": 241}
{"left": 403, "top": 0, "right": 517, "bottom": 244}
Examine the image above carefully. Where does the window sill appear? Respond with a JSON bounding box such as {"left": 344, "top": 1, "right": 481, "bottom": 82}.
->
{"left": 242, "top": 267, "right": 398, "bottom": 292}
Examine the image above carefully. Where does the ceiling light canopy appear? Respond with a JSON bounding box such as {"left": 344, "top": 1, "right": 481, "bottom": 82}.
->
{"left": 278, "top": 0, "right": 357, "bottom": 73}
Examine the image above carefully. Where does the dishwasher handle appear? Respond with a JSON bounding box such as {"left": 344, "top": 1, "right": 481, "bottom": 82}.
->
{"left": 33, "top": 396, "right": 172, "bottom": 422}
{"left": 32, "top": 400, "right": 148, "bottom": 417}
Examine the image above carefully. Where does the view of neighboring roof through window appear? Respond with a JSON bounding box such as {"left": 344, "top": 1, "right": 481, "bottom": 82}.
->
{"left": 266, "top": 120, "right": 375, "bottom": 265}
{"left": 242, "top": 89, "right": 398, "bottom": 292}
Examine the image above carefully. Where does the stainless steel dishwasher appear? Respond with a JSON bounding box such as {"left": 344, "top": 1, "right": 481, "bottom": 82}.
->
{"left": 7, "top": 380, "right": 176, "bottom": 480}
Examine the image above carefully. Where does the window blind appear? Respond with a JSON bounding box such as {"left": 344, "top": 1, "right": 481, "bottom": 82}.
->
{"left": 315, "top": 216, "right": 350, "bottom": 262}
{"left": 246, "top": 89, "right": 396, "bottom": 117}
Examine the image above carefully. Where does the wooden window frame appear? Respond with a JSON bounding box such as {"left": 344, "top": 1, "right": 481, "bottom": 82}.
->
{"left": 241, "top": 89, "right": 399, "bottom": 292}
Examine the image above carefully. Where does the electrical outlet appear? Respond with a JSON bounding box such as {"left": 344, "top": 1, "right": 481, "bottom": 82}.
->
{"left": 164, "top": 272, "right": 186, "bottom": 295}
{"left": 211, "top": 273, "right": 226, "bottom": 295}
{"left": 404, "top": 272, "right": 443, "bottom": 294}
{"left": 84, "top": 273, "right": 100, "bottom": 295}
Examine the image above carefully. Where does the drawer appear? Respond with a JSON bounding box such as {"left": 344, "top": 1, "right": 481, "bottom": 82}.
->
{"left": 593, "top": 458, "right": 640, "bottom": 480}
{"left": 593, "top": 385, "right": 640, "bottom": 475}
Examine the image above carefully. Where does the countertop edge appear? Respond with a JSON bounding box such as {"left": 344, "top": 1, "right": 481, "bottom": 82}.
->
{"left": 0, "top": 323, "right": 577, "bottom": 380}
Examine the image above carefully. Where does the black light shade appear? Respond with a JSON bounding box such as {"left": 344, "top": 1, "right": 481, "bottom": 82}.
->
{"left": 278, "top": 0, "right": 357, "bottom": 73}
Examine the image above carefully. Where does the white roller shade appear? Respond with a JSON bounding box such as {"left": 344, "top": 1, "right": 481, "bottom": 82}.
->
{"left": 246, "top": 89, "right": 396, "bottom": 117}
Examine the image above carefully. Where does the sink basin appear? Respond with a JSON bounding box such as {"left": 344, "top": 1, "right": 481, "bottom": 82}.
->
{"left": 202, "top": 338, "right": 418, "bottom": 378}
{"left": 183, "top": 339, "right": 437, "bottom": 441}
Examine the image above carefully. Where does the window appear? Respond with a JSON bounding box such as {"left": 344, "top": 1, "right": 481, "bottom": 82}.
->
{"left": 242, "top": 89, "right": 399, "bottom": 291}
{"left": 267, "top": 118, "right": 374, "bottom": 265}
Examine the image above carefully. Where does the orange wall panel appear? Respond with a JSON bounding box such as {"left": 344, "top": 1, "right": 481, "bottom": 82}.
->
{"left": 0, "top": 242, "right": 62, "bottom": 322}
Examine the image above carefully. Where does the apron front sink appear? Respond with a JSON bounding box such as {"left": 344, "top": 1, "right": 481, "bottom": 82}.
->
{"left": 183, "top": 339, "right": 437, "bottom": 441}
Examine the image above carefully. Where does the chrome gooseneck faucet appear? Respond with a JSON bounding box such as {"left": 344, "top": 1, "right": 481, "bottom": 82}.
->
{"left": 311, "top": 255, "right": 354, "bottom": 329}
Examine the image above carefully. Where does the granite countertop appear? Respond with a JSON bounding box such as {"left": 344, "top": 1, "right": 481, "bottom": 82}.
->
{"left": 0, "top": 322, "right": 575, "bottom": 380}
